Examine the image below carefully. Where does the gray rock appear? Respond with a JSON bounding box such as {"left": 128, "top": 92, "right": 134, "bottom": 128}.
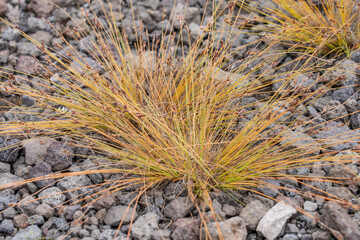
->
{"left": 28, "top": 162, "right": 55, "bottom": 189}
{"left": 2, "top": 28, "right": 21, "bottom": 41}
{"left": 322, "top": 201, "right": 360, "bottom": 240}
{"left": 23, "top": 137, "right": 54, "bottom": 165}
{"left": 283, "top": 234, "right": 299, "bottom": 240}
{"left": 0, "top": 49, "right": 9, "bottom": 64}
{"left": 0, "top": 139, "right": 20, "bottom": 163}
{"left": 322, "top": 59, "right": 359, "bottom": 86}
{"left": 0, "top": 162, "right": 11, "bottom": 173}
{"left": 351, "top": 49, "right": 360, "bottom": 63}
{"left": 281, "top": 129, "right": 320, "bottom": 156}
{"left": 98, "top": 229, "right": 128, "bottom": 240}
{"left": 200, "top": 216, "right": 247, "bottom": 240}
{"left": 0, "top": 219, "right": 14, "bottom": 234}
{"left": 27, "top": 17, "right": 51, "bottom": 32}
{"left": 78, "top": 229, "right": 91, "bottom": 238}
{"left": 222, "top": 204, "right": 238, "bottom": 217}
{"left": 17, "top": 195, "right": 40, "bottom": 216}
{"left": 38, "top": 187, "right": 66, "bottom": 206}
{"left": 351, "top": 112, "right": 360, "bottom": 129}
{"left": 240, "top": 200, "right": 270, "bottom": 230}
{"left": 165, "top": 181, "right": 187, "bottom": 200}
{"left": 332, "top": 87, "right": 357, "bottom": 103}
{"left": 326, "top": 186, "right": 354, "bottom": 201}
{"left": 171, "top": 218, "right": 200, "bottom": 240}
{"left": 21, "top": 95, "right": 36, "bottom": 107}
{"left": 44, "top": 141, "right": 74, "bottom": 171}
{"left": 0, "top": 0, "right": 6, "bottom": 16}
{"left": 12, "top": 225, "right": 42, "bottom": 240}
{"left": 57, "top": 175, "right": 93, "bottom": 203}
{"left": 78, "top": 36, "right": 94, "bottom": 53}
{"left": 131, "top": 212, "right": 159, "bottom": 240}
{"left": 256, "top": 202, "right": 297, "bottom": 240}
{"left": 0, "top": 172, "right": 24, "bottom": 190}
{"left": 173, "top": 3, "right": 201, "bottom": 30}
{"left": 164, "top": 197, "right": 195, "bottom": 220}
{"left": 28, "top": 214, "right": 45, "bottom": 225}
{"left": 138, "top": 0, "right": 160, "bottom": 10}
{"left": 257, "top": 178, "right": 280, "bottom": 198}
{"left": 17, "top": 42, "right": 43, "bottom": 57}
{"left": 205, "top": 199, "right": 226, "bottom": 221}
{"left": 313, "top": 121, "right": 359, "bottom": 151}
{"left": 35, "top": 203, "right": 55, "bottom": 219}
{"left": 313, "top": 98, "right": 348, "bottom": 121}
{"left": 104, "top": 205, "right": 138, "bottom": 226}
{"left": 0, "top": 193, "right": 17, "bottom": 211}
{"left": 303, "top": 201, "right": 317, "bottom": 212}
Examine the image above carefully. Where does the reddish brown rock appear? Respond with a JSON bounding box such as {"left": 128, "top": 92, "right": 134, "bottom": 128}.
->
{"left": 15, "top": 55, "right": 41, "bottom": 75}
{"left": 0, "top": 0, "right": 6, "bottom": 17}
{"left": 28, "top": 0, "right": 54, "bottom": 18}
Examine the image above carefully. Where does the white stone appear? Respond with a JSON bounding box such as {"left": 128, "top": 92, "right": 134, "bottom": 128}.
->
{"left": 303, "top": 201, "right": 317, "bottom": 212}
{"left": 256, "top": 202, "right": 297, "bottom": 240}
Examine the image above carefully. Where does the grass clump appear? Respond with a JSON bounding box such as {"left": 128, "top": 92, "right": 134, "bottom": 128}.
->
{"left": 0, "top": 0, "right": 359, "bottom": 238}
{"left": 237, "top": 0, "right": 360, "bottom": 56}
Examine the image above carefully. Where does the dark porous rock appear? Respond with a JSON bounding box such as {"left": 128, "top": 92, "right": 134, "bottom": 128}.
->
{"left": 0, "top": 219, "right": 14, "bottom": 235}
{"left": 332, "top": 87, "right": 357, "bottom": 103}
{"left": 12, "top": 225, "right": 42, "bottom": 240}
{"left": 57, "top": 175, "right": 93, "bottom": 203}
{"left": 17, "top": 42, "right": 43, "bottom": 57}
{"left": 44, "top": 140, "right": 74, "bottom": 171}
{"left": 326, "top": 186, "right": 354, "bottom": 201}
{"left": 21, "top": 95, "right": 36, "bottom": 107}
{"left": 29, "top": 30, "right": 53, "bottom": 46}
{"left": 257, "top": 178, "right": 280, "bottom": 198}
{"left": 17, "top": 195, "right": 40, "bottom": 216}
{"left": 322, "top": 201, "right": 360, "bottom": 240}
{"left": 322, "top": 59, "right": 358, "bottom": 86}
{"left": 350, "top": 112, "right": 360, "bottom": 129}
{"left": 0, "top": 193, "right": 17, "bottom": 211}
{"left": 27, "top": 17, "right": 52, "bottom": 32}
{"left": 0, "top": 162, "right": 11, "bottom": 173}
{"left": 28, "top": 214, "right": 45, "bottom": 226}
{"left": 164, "top": 197, "right": 195, "bottom": 220}
{"left": 38, "top": 187, "right": 66, "bottom": 207}
{"left": 59, "top": 204, "right": 81, "bottom": 221}
{"left": 165, "top": 181, "right": 187, "bottom": 200}
{"left": 0, "top": 138, "right": 20, "bottom": 163}
{"left": 104, "top": 205, "right": 138, "bottom": 226}
{"left": 344, "top": 99, "right": 359, "bottom": 113}
{"left": 171, "top": 218, "right": 200, "bottom": 240}
{"left": 98, "top": 229, "right": 128, "bottom": 240}
{"left": 28, "top": 162, "right": 55, "bottom": 189}
{"left": 313, "top": 121, "right": 359, "bottom": 151}
{"left": 92, "top": 193, "right": 116, "bottom": 210}
{"left": 313, "top": 98, "right": 348, "bottom": 121}
{"left": 200, "top": 216, "right": 247, "bottom": 240}
{"left": 2, "top": 28, "right": 21, "bottom": 41}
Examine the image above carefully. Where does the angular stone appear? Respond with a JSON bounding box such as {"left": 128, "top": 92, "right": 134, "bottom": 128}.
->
{"left": 0, "top": 0, "right": 6, "bottom": 16}
{"left": 0, "top": 139, "right": 20, "bottom": 163}
{"left": 0, "top": 219, "right": 14, "bottom": 234}
{"left": 164, "top": 197, "right": 195, "bottom": 220}
{"left": 240, "top": 200, "right": 270, "bottom": 230}
{"left": 171, "top": 218, "right": 200, "bottom": 240}
{"left": 0, "top": 172, "right": 24, "bottom": 190}
{"left": 200, "top": 216, "right": 247, "bottom": 240}
{"left": 28, "top": 0, "right": 54, "bottom": 17}
{"left": 131, "top": 212, "right": 159, "bottom": 240}
{"left": 57, "top": 175, "right": 92, "bottom": 203}
{"left": 104, "top": 205, "right": 138, "bottom": 227}
{"left": 28, "top": 162, "right": 55, "bottom": 189}
{"left": 38, "top": 187, "right": 66, "bottom": 206}
{"left": 12, "top": 225, "right": 42, "bottom": 240}
{"left": 16, "top": 55, "right": 41, "bottom": 75}
{"left": 23, "top": 137, "right": 54, "bottom": 165}
{"left": 44, "top": 141, "right": 74, "bottom": 171}
{"left": 322, "top": 201, "right": 360, "bottom": 240}
{"left": 256, "top": 202, "right": 297, "bottom": 240}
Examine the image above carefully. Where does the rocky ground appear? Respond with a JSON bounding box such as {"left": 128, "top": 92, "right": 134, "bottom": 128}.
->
{"left": 0, "top": 0, "right": 360, "bottom": 239}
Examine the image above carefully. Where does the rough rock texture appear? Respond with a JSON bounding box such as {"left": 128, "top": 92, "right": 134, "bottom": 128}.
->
{"left": 164, "top": 197, "right": 195, "bottom": 220}
{"left": 256, "top": 202, "right": 297, "bottom": 240}
{"left": 240, "top": 200, "right": 270, "bottom": 230}
{"left": 171, "top": 218, "right": 200, "bottom": 240}
{"left": 104, "top": 205, "right": 138, "bottom": 227}
{"left": 322, "top": 201, "right": 360, "bottom": 240}
{"left": 131, "top": 212, "right": 159, "bottom": 240}
{"left": 200, "top": 216, "right": 247, "bottom": 240}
